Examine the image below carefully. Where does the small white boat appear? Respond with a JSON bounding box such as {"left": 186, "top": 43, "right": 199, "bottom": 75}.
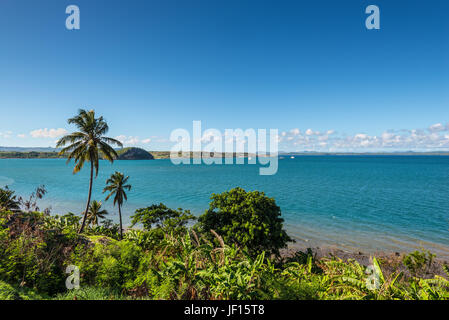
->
{"left": 290, "top": 156, "right": 295, "bottom": 159}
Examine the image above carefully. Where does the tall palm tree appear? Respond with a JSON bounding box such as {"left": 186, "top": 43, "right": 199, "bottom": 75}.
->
{"left": 103, "top": 172, "right": 131, "bottom": 239}
{"left": 56, "top": 109, "right": 123, "bottom": 233}
{"left": 87, "top": 200, "right": 109, "bottom": 226}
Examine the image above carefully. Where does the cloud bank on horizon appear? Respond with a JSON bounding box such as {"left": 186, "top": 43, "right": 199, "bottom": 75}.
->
{"left": 1, "top": 122, "right": 449, "bottom": 152}
{"left": 276, "top": 122, "right": 449, "bottom": 152}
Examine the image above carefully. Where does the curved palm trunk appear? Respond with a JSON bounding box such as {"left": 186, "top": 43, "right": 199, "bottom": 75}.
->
{"left": 118, "top": 204, "right": 123, "bottom": 240}
{"left": 78, "top": 161, "right": 94, "bottom": 233}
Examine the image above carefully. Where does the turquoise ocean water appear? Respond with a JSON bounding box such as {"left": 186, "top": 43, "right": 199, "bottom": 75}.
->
{"left": 1, "top": 156, "right": 448, "bottom": 257}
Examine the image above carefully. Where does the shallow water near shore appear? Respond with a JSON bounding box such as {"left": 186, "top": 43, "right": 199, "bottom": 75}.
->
{"left": 1, "top": 156, "right": 449, "bottom": 258}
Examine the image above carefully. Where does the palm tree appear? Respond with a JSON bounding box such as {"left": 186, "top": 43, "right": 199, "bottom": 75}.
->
{"left": 103, "top": 172, "right": 131, "bottom": 239}
{"left": 87, "top": 200, "right": 108, "bottom": 226}
{"left": 0, "top": 187, "right": 20, "bottom": 212}
{"left": 56, "top": 109, "right": 123, "bottom": 233}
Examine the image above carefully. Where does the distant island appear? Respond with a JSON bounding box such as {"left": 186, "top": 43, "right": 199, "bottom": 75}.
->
{"left": 116, "top": 147, "right": 154, "bottom": 160}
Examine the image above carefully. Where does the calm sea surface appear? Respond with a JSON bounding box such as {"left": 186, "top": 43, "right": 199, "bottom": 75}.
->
{"left": 1, "top": 156, "right": 448, "bottom": 257}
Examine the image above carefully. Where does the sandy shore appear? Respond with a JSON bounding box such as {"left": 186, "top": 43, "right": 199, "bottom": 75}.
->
{"left": 282, "top": 243, "right": 449, "bottom": 279}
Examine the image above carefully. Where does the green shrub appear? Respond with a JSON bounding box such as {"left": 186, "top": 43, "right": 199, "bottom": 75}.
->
{"left": 54, "top": 286, "right": 124, "bottom": 300}
{"left": 0, "top": 212, "right": 70, "bottom": 295}
{"left": 42, "top": 212, "right": 80, "bottom": 233}
{"left": 123, "top": 229, "right": 163, "bottom": 250}
{"left": 0, "top": 280, "right": 46, "bottom": 300}
{"left": 198, "top": 248, "right": 269, "bottom": 299}
{"left": 403, "top": 250, "right": 436, "bottom": 277}
{"left": 86, "top": 218, "right": 121, "bottom": 240}
{"left": 131, "top": 204, "right": 195, "bottom": 234}
{"left": 0, "top": 188, "right": 20, "bottom": 211}
{"left": 0, "top": 280, "right": 20, "bottom": 300}
{"left": 70, "top": 238, "right": 144, "bottom": 291}
{"left": 197, "top": 187, "right": 292, "bottom": 257}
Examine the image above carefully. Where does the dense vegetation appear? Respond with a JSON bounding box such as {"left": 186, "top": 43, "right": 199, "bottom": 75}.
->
{"left": 0, "top": 185, "right": 448, "bottom": 300}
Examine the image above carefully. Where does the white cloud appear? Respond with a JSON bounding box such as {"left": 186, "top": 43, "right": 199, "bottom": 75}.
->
{"left": 304, "top": 128, "right": 322, "bottom": 136}
{"left": 115, "top": 135, "right": 149, "bottom": 146}
{"left": 381, "top": 132, "right": 394, "bottom": 140}
{"left": 118, "top": 136, "right": 137, "bottom": 145}
{"left": 0, "top": 131, "right": 12, "bottom": 139}
{"left": 278, "top": 123, "right": 449, "bottom": 151}
{"left": 354, "top": 133, "right": 368, "bottom": 140}
{"left": 318, "top": 135, "right": 329, "bottom": 141}
{"left": 17, "top": 134, "right": 26, "bottom": 138}
{"left": 429, "top": 123, "right": 446, "bottom": 133}
{"left": 115, "top": 135, "right": 127, "bottom": 142}
{"left": 127, "top": 137, "right": 140, "bottom": 145}
{"left": 290, "top": 128, "right": 300, "bottom": 136}
{"left": 30, "top": 128, "right": 67, "bottom": 139}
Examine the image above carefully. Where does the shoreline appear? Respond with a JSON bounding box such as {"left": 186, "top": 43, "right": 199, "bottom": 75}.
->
{"left": 287, "top": 233, "right": 449, "bottom": 261}
{"left": 281, "top": 244, "right": 449, "bottom": 280}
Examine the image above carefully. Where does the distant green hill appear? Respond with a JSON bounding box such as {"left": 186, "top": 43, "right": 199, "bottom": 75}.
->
{"left": 116, "top": 147, "right": 154, "bottom": 160}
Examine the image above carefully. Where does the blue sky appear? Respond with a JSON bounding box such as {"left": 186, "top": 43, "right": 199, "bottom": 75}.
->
{"left": 0, "top": 0, "right": 448, "bottom": 151}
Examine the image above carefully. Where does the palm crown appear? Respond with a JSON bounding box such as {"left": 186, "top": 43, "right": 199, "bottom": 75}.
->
{"left": 104, "top": 172, "right": 131, "bottom": 206}
{"left": 104, "top": 171, "right": 131, "bottom": 239}
{"left": 87, "top": 200, "right": 109, "bottom": 226}
{"left": 0, "top": 187, "right": 20, "bottom": 212}
{"left": 56, "top": 109, "right": 123, "bottom": 175}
